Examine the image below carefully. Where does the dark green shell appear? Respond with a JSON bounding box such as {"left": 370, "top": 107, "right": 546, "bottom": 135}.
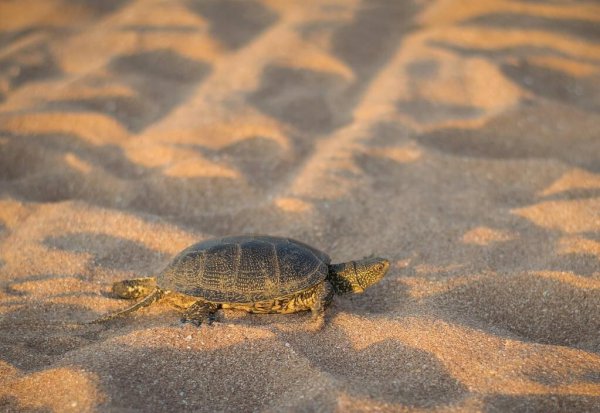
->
{"left": 156, "top": 235, "right": 330, "bottom": 303}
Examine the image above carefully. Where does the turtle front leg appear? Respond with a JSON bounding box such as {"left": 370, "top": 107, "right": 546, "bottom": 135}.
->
{"left": 309, "top": 281, "right": 334, "bottom": 330}
{"left": 182, "top": 300, "right": 220, "bottom": 326}
{"left": 112, "top": 277, "right": 157, "bottom": 299}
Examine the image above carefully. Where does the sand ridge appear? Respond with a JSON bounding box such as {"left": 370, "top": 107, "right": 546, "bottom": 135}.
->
{"left": 1, "top": 0, "right": 600, "bottom": 411}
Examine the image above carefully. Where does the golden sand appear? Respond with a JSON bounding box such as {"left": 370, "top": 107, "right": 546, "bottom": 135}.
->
{"left": 1, "top": 0, "right": 599, "bottom": 411}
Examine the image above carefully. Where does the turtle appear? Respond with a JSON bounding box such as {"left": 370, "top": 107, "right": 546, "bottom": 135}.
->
{"left": 92, "top": 235, "right": 390, "bottom": 327}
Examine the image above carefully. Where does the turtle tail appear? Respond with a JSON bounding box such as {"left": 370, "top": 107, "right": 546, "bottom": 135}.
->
{"left": 89, "top": 288, "right": 164, "bottom": 324}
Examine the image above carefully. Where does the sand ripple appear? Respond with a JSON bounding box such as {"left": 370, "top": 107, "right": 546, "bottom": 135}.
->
{"left": 1, "top": 0, "right": 599, "bottom": 411}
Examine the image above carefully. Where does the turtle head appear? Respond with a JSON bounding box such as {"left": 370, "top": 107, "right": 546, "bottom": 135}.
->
{"left": 329, "top": 257, "right": 390, "bottom": 294}
{"left": 354, "top": 257, "right": 390, "bottom": 291}
{"left": 112, "top": 277, "right": 157, "bottom": 299}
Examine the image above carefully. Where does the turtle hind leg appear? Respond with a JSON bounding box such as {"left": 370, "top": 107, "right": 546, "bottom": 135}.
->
{"left": 90, "top": 288, "right": 164, "bottom": 324}
{"left": 309, "top": 281, "right": 334, "bottom": 331}
{"left": 112, "top": 277, "right": 157, "bottom": 299}
{"left": 182, "top": 300, "right": 220, "bottom": 326}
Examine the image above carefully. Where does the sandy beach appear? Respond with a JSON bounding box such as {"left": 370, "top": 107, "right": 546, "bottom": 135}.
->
{"left": 1, "top": 0, "right": 599, "bottom": 411}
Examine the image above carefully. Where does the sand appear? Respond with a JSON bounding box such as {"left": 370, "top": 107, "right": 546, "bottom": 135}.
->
{"left": 1, "top": 0, "right": 599, "bottom": 411}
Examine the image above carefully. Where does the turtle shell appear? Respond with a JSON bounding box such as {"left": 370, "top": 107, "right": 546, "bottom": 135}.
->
{"left": 156, "top": 235, "right": 330, "bottom": 303}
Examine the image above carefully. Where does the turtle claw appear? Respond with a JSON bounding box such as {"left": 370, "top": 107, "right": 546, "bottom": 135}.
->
{"left": 310, "top": 315, "right": 325, "bottom": 332}
{"left": 181, "top": 317, "right": 204, "bottom": 327}
{"left": 181, "top": 317, "right": 215, "bottom": 327}
{"left": 182, "top": 301, "right": 218, "bottom": 327}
